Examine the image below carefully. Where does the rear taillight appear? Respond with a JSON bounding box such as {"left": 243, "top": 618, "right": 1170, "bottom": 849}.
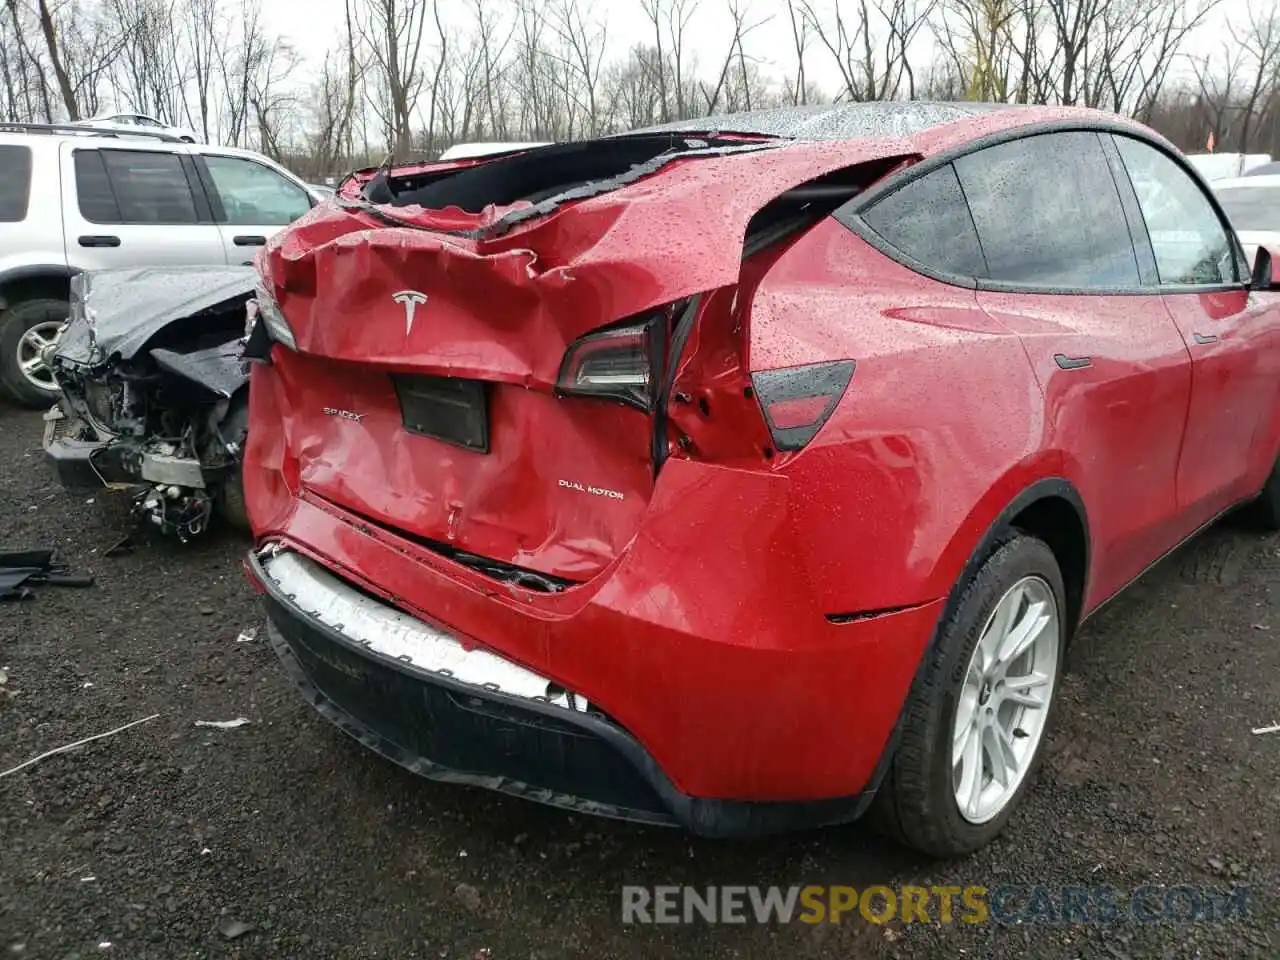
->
{"left": 556, "top": 301, "right": 688, "bottom": 411}
{"left": 253, "top": 284, "right": 297, "bottom": 350}
{"left": 557, "top": 322, "right": 652, "bottom": 408}
{"left": 751, "top": 360, "right": 854, "bottom": 452}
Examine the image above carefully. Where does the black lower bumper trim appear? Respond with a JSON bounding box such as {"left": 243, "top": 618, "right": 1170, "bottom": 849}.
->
{"left": 43, "top": 436, "right": 133, "bottom": 488}
{"left": 254, "top": 550, "right": 874, "bottom": 837}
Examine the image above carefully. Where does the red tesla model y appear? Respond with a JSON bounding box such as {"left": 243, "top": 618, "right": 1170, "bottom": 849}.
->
{"left": 241, "top": 102, "right": 1280, "bottom": 856}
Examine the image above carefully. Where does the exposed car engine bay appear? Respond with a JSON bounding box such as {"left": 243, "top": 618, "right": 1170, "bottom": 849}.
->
{"left": 43, "top": 267, "right": 256, "bottom": 541}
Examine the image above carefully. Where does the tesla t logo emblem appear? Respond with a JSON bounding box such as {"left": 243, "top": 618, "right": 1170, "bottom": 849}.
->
{"left": 393, "top": 290, "right": 428, "bottom": 336}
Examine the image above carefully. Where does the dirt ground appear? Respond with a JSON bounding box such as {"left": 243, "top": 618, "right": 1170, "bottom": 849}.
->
{"left": 1, "top": 401, "right": 1277, "bottom": 959}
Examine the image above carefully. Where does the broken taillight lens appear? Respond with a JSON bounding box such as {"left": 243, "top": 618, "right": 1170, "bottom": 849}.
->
{"left": 751, "top": 360, "right": 855, "bottom": 452}
{"left": 557, "top": 302, "right": 686, "bottom": 411}
{"left": 558, "top": 322, "right": 651, "bottom": 407}
{"left": 253, "top": 284, "right": 297, "bottom": 351}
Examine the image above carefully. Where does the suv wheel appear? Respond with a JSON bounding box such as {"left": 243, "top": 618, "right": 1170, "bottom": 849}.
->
{"left": 870, "top": 535, "right": 1065, "bottom": 857}
{"left": 0, "top": 298, "right": 70, "bottom": 408}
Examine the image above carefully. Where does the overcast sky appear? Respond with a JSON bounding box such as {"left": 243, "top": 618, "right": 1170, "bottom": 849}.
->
{"left": 259, "top": 0, "right": 1249, "bottom": 98}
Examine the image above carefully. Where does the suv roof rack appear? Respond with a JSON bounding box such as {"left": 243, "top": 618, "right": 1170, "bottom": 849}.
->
{"left": 0, "top": 121, "right": 185, "bottom": 144}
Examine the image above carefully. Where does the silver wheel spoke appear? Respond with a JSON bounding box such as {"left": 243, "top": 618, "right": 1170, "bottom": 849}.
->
{"left": 1002, "top": 671, "right": 1051, "bottom": 708}
{"left": 950, "top": 574, "right": 1060, "bottom": 825}
{"left": 956, "top": 723, "right": 983, "bottom": 818}
{"left": 953, "top": 696, "right": 978, "bottom": 764}
{"left": 995, "top": 601, "right": 1050, "bottom": 671}
{"left": 986, "top": 719, "right": 1019, "bottom": 787}
{"left": 980, "top": 585, "right": 1020, "bottom": 670}
{"left": 20, "top": 356, "right": 45, "bottom": 374}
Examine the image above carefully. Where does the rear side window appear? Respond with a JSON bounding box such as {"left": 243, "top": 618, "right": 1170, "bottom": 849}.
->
{"left": 860, "top": 164, "right": 986, "bottom": 277}
{"left": 955, "top": 131, "right": 1140, "bottom": 288}
{"left": 73, "top": 149, "right": 198, "bottom": 225}
{"left": 0, "top": 145, "right": 33, "bottom": 222}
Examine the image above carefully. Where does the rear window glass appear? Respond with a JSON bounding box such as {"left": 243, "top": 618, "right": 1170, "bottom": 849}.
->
{"left": 74, "top": 148, "right": 198, "bottom": 225}
{"left": 861, "top": 163, "right": 986, "bottom": 277}
{"left": 0, "top": 145, "right": 33, "bottom": 222}
{"left": 1214, "top": 185, "right": 1280, "bottom": 233}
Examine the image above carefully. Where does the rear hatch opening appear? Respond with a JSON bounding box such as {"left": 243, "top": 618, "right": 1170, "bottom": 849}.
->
{"left": 356, "top": 133, "right": 788, "bottom": 236}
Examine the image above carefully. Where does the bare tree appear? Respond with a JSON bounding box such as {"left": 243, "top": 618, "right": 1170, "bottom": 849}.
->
{"left": 801, "top": 0, "right": 932, "bottom": 101}
{"left": 784, "top": 0, "right": 811, "bottom": 104}
{"left": 641, "top": 0, "right": 698, "bottom": 120}
{"left": 32, "top": 0, "right": 76, "bottom": 116}
{"left": 359, "top": 0, "right": 428, "bottom": 153}
{"left": 548, "top": 0, "right": 608, "bottom": 134}
{"left": 1231, "top": 3, "right": 1280, "bottom": 151}
{"left": 182, "top": 0, "right": 224, "bottom": 141}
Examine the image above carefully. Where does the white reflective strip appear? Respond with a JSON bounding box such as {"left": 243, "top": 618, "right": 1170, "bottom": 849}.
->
{"left": 263, "top": 550, "right": 588, "bottom": 712}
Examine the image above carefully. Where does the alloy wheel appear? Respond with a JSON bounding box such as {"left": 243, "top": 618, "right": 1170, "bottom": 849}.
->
{"left": 16, "top": 320, "right": 63, "bottom": 394}
{"left": 951, "top": 575, "right": 1060, "bottom": 825}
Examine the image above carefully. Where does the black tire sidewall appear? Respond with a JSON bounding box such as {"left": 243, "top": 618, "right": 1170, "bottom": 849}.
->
{"left": 214, "top": 391, "right": 251, "bottom": 532}
{"left": 928, "top": 536, "right": 1066, "bottom": 850}
{"left": 0, "top": 298, "right": 70, "bottom": 408}
{"left": 877, "top": 534, "right": 1068, "bottom": 857}
{"left": 1245, "top": 457, "right": 1280, "bottom": 530}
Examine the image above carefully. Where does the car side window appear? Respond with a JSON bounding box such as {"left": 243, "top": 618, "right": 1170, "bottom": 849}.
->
{"left": 0, "top": 145, "right": 32, "bottom": 222}
{"left": 1112, "top": 136, "right": 1237, "bottom": 286}
{"left": 953, "top": 131, "right": 1140, "bottom": 288}
{"left": 202, "top": 155, "right": 312, "bottom": 226}
{"left": 859, "top": 163, "right": 987, "bottom": 278}
{"left": 73, "top": 148, "right": 199, "bottom": 225}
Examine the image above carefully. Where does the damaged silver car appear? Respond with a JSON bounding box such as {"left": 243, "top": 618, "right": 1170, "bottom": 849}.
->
{"left": 43, "top": 266, "right": 255, "bottom": 539}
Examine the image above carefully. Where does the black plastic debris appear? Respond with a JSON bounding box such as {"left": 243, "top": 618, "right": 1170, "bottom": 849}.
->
{"left": 0, "top": 548, "right": 95, "bottom": 602}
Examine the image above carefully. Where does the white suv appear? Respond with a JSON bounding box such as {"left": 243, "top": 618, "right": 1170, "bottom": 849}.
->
{"left": 0, "top": 122, "right": 323, "bottom": 407}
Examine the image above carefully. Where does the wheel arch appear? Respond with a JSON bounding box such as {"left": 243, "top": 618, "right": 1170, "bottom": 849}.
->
{"left": 855, "top": 475, "right": 1091, "bottom": 817}
{"left": 0, "top": 265, "right": 78, "bottom": 312}
{"left": 944, "top": 476, "right": 1091, "bottom": 641}
{"left": 998, "top": 481, "right": 1090, "bottom": 639}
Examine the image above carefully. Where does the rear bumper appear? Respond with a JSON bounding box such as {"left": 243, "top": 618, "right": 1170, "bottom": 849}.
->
{"left": 254, "top": 547, "right": 884, "bottom": 836}
{"left": 41, "top": 408, "right": 130, "bottom": 488}
{"left": 248, "top": 501, "right": 945, "bottom": 818}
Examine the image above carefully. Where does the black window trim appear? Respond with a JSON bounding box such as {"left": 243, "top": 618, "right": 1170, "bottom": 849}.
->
{"left": 180, "top": 154, "right": 215, "bottom": 222}
{"left": 1097, "top": 132, "right": 1160, "bottom": 287}
{"left": 195, "top": 152, "right": 317, "bottom": 226}
{"left": 834, "top": 118, "right": 1253, "bottom": 297}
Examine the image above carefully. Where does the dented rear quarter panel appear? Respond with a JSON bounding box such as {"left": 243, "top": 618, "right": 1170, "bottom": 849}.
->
{"left": 745, "top": 219, "right": 1053, "bottom": 616}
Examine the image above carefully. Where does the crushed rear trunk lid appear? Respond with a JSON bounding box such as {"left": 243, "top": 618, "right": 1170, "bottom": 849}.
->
{"left": 257, "top": 135, "right": 918, "bottom": 583}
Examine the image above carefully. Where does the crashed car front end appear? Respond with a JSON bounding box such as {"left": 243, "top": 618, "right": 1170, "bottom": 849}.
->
{"left": 43, "top": 267, "right": 257, "bottom": 540}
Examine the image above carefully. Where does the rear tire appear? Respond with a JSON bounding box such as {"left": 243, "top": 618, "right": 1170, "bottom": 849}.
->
{"left": 0, "top": 298, "right": 70, "bottom": 408}
{"left": 1242, "top": 457, "right": 1280, "bottom": 531}
{"left": 869, "top": 535, "right": 1066, "bottom": 857}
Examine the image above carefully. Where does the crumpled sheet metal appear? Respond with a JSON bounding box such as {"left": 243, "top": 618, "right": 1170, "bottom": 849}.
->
{"left": 259, "top": 137, "right": 921, "bottom": 388}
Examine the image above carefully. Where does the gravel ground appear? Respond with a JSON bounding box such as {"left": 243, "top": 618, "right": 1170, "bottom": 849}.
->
{"left": 1, "top": 400, "right": 1277, "bottom": 959}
